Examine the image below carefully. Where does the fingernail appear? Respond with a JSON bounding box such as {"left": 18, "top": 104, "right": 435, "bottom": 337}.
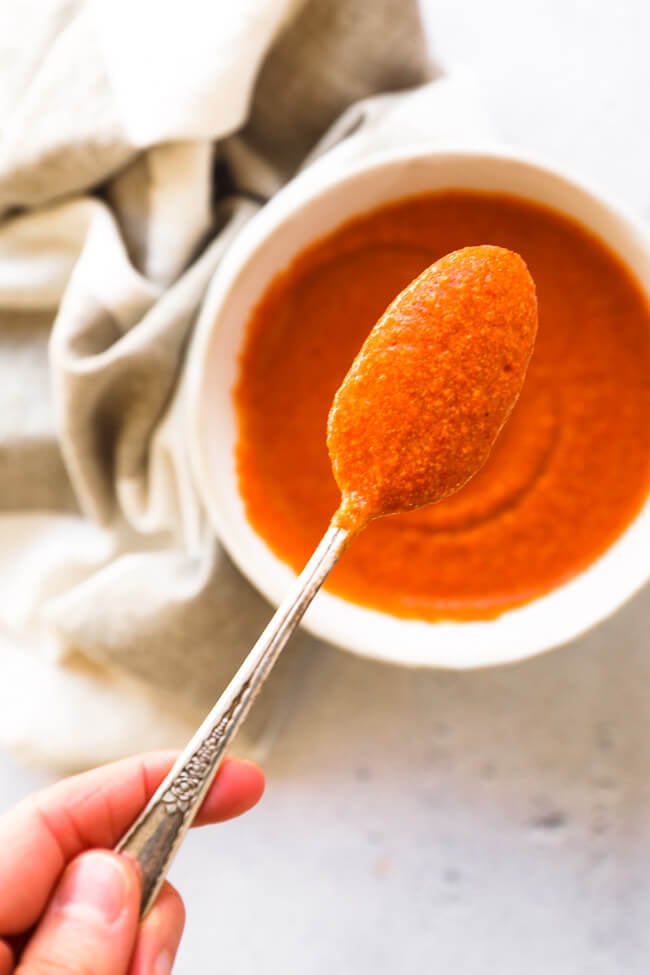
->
{"left": 154, "top": 948, "right": 173, "bottom": 974}
{"left": 55, "top": 851, "right": 129, "bottom": 924}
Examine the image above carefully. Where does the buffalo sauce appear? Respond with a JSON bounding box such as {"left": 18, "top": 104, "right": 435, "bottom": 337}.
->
{"left": 327, "top": 246, "right": 537, "bottom": 533}
{"left": 235, "top": 192, "right": 650, "bottom": 621}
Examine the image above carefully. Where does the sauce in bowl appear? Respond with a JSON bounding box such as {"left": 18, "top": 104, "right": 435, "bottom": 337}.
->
{"left": 235, "top": 191, "right": 650, "bottom": 621}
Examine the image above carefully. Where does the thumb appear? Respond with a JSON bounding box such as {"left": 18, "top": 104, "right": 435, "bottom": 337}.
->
{"left": 17, "top": 851, "right": 140, "bottom": 975}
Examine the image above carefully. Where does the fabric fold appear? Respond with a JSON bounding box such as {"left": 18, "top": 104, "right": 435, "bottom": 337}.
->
{"left": 0, "top": 0, "right": 492, "bottom": 769}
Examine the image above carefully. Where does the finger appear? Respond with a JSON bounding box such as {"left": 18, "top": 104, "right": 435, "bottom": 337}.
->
{"left": 0, "top": 753, "right": 264, "bottom": 934}
{"left": 0, "top": 939, "right": 12, "bottom": 975}
{"left": 193, "top": 758, "right": 265, "bottom": 826}
{"left": 16, "top": 850, "right": 139, "bottom": 975}
{"left": 128, "top": 882, "right": 185, "bottom": 975}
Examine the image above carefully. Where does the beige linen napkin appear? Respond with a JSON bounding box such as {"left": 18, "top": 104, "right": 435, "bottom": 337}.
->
{"left": 0, "top": 0, "right": 492, "bottom": 768}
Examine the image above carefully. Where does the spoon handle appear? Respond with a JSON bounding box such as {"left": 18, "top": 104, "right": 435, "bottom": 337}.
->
{"left": 116, "top": 525, "right": 348, "bottom": 917}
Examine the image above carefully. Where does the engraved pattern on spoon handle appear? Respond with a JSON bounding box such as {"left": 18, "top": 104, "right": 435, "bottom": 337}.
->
{"left": 116, "top": 525, "right": 349, "bottom": 917}
{"left": 116, "top": 680, "right": 250, "bottom": 914}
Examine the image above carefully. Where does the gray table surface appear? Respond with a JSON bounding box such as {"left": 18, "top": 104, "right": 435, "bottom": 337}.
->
{"left": 2, "top": 1, "right": 650, "bottom": 972}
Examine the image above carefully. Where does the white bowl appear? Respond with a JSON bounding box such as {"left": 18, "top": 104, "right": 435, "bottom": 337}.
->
{"left": 187, "top": 146, "right": 650, "bottom": 669}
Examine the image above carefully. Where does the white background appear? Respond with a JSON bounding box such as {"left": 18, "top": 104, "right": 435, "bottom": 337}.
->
{"left": 2, "top": 1, "right": 650, "bottom": 972}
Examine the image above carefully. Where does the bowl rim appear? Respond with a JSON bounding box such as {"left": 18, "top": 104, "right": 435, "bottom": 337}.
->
{"left": 186, "top": 142, "right": 650, "bottom": 669}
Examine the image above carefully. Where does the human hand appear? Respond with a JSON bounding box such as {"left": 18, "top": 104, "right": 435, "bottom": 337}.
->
{"left": 0, "top": 751, "right": 264, "bottom": 974}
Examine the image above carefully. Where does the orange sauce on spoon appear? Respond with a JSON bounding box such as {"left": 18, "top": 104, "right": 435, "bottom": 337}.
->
{"left": 327, "top": 246, "right": 538, "bottom": 533}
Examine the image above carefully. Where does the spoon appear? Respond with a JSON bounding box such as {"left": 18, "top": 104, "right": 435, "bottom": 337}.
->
{"left": 116, "top": 245, "right": 538, "bottom": 915}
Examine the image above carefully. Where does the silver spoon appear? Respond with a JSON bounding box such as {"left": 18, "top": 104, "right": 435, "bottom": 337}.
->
{"left": 116, "top": 525, "right": 348, "bottom": 916}
{"left": 116, "top": 244, "right": 537, "bottom": 916}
